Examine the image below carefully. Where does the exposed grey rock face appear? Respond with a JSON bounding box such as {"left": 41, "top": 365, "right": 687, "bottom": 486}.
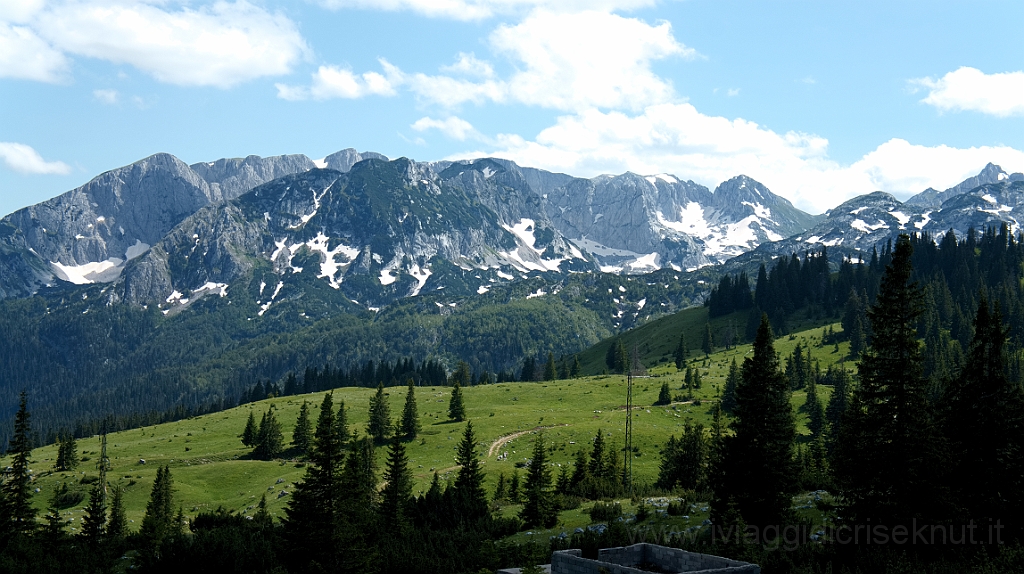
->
{"left": 322, "top": 148, "right": 389, "bottom": 172}
{"left": 905, "top": 163, "right": 1024, "bottom": 208}
{"left": 0, "top": 153, "right": 217, "bottom": 285}
{"left": 190, "top": 154, "right": 316, "bottom": 198}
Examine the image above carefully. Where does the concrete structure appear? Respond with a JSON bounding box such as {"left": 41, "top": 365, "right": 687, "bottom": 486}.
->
{"left": 499, "top": 543, "right": 759, "bottom": 574}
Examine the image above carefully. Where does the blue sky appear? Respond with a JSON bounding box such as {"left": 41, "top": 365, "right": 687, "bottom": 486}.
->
{"left": 2, "top": 0, "right": 1023, "bottom": 216}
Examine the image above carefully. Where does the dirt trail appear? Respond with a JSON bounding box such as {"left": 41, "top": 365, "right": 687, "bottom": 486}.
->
{"left": 487, "top": 424, "right": 569, "bottom": 458}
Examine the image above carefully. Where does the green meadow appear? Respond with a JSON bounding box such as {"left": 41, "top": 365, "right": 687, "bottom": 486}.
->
{"left": 4, "top": 318, "right": 846, "bottom": 537}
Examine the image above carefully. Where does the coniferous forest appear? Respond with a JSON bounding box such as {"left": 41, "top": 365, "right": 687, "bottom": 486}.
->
{"left": 2, "top": 228, "right": 1024, "bottom": 573}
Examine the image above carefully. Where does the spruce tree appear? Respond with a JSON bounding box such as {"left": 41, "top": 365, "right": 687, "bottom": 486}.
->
{"left": 656, "top": 382, "right": 671, "bottom": 405}
{"left": 140, "top": 465, "right": 174, "bottom": 548}
{"left": 544, "top": 352, "right": 557, "bottom": 381}
{"left": 571, "top": 355, "right": 582, "bottom": 378}
{"left": 722, "top": 358, "right": 740, "bottom": 412}
{"left": 400, "top": 381, "right": 420, "bottom": 440}
{"left": 589, "top": 430, "right": 607, "bottom": 478}
{"left": 674, "top": 332, "right": 688, "bottom": 370}
{"left": 803, "top": 377, "right": 825, "bottom": 437}
{"left": 2, "top": 391, "right": 37, "bottom": 535}
{"left": 106, "top": 485, "right": 128, "bottom": 541}
{"left": 55, "top": 431, "right": 79, "bottom": 471}
{"left": 80, "top": 482, "right": 106, "bottom": 541}
{"left": 448, "top": 382, "right": 466, "bottom": 422}
{"left": 451, "top": 361, "right": 472, "bottom": 386}
{"left": 835, "top": 235, "right": 948, "bottom": 525}
{"left": 520, "top": 434, "right": 555, "bottom": 528}
{"left": 253, "top": 407, "right": 283, "bottom": 460}
{"left": 569, "top": 449, "right": 590, "bottom": 493}
{"left": 941, "top": 296, "right": 1024, "bottom": 526}
{"left": 702, "top": 322, "right": 714, "bottom": 357}
{"left": 379, "top": 438, "right": 413, "bottom": 529}
{"left": 452, "top": 421, "right": 488, "bottom": 522}
{"left": 283, "top": 393, "right": 347, "bottom": 570}
{"left": 43, "top": 486, "right": 68, "bottom": 542}
{"left": 367, "top": 383, "right": 392, "bottom": 442}
{"left": 508, "top": 470, "right": 521, "bottom": 503}
{"left": 713, "top": 314, "right": 796, "bottom": 528}
{"left": 335, "top": 398, "right": 349, "bottom": 446}
{"left": 241, "top": 411, "right": 257, "bottom": 447}
{"left": 292, "top": 400, "right": 313, "bottom": 454}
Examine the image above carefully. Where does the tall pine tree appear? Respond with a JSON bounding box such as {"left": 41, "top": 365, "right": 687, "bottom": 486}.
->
{"left": 367, "top": 383, "right": 392, "bottom": 442}
{"left": 448, "top": 382, "right": 466, "bottom": 422}
{"left": 713, "top": 314, "right": 797, "bottom": 529}
{"left": 520, "top": 434, "right": 556, "bottom": 528}
{"left": 835, "top": 235, "right": 948, "bottom": 526}
{"left": 400, "top": 381, "right": 420, "bottom": 440}
{"left": 940, "top": 296, "right": 1024, "bottom": 530}
{"left": 1, "top": 391, "right": 37, "bottom": 536}
{"left": 452, "top": 421, "right": 488, "bottom": 523}
{"left": 292, "top": 400, "right": 313, "bottom": 454}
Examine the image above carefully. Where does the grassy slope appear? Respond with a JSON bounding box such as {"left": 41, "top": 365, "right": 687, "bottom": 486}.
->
{"left": 4, "top": 319, "right": 848, "bottom": 537}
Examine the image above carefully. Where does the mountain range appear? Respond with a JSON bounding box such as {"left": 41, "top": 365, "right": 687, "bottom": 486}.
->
{"left": 1, "top": 148, "right": 1022, "bottom": 437}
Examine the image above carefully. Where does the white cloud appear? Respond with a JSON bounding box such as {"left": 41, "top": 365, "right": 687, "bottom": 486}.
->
{"left": 486, "top": 10, "right": 693, "bottom": 111}
{"left": 22, "top": 0, "right": 309, "bottom": 88}
{"left": 726, "top": 88, "right": 740, "bottom": 97}
{"left": 454, "top": 104, "right": 1024, "bottom": 214}
{"left": 314, "top": 0, "right": 657, "bottom": 21}
{"left": 93, "top": 88, "right": 119, "bottom": 104}
{"left": 0, "top": 142, "right": 71, "bottom": 175}
{"left": 913, "top": 67, "right": 1024, "bottom": 117}
{"left": 0, "top": 22, "right": 69, "bottom": 83}
{"left": 411, "top": 116, "right": 479, "bottom": 140}
{"left": 276, "top": 61, "right": 401, "bottom": 101}
{"left": 440, "top": 52, "right": 494, "bottom": 77}
{"left": 294, "top": 10, "right": 694, "bottom": 112}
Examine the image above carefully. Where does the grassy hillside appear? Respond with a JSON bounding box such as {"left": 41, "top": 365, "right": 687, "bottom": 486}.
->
{"left": 3, "top": 320, "right": 847, "bottom": 536}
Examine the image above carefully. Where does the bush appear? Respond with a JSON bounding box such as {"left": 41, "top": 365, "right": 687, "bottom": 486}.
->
{"left": 588, "top": 501, "right": 622, "bottom": 521}
{"left": 635, "top": 501, "right": 651, "bottom": 521}
{"left": 553, "top": 493, "right": 582, "bottom": 511}
{"left": 667, "top": 500, "right": 688, "bottom": 516}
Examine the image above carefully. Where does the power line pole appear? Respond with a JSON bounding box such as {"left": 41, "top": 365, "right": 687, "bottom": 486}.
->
{"left": 624, "top": 345, "right": 647, "bottom": 497}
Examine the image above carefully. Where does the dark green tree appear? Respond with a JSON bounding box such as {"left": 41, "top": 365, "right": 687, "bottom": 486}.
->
{"left": 43, "top": 486, "right": 68, "bottom": 542}
{"left": 451, "top": 361, "right": 472, "bottom": 387}
{"left": 803, "top": 377, "right": 825, "bottom": 438}
{"left": 367, "top": 383, "right": 392, "bottom": 442}
{"left": 253, "top": 407, "right": 284, "bottom": 460}
{"left": 1, "top": 391, "right": 37, "bottom": 535}
{"left": 674, "top": 332, "right": 688, "bottom": 370}
{"left": 80, "top": 482, "right": 106, "bottom": 541}
{"left": 335, "top": 398, "right": 349, "bottom": 446}
{"left": 834, "top": 235, "right": 948, "bottom": 525}
{"left": 702, "top": 322, "right": 714, "bottom": 357}
{"left": 940, "top": 296, "right": 1024, "bottom": 527}
{"left": 657, "top": 421, "right": 708, "bottom": 491}
{"left": 140, "top": 465, "right": 174, "bottom": 549}
{"left": 54, "top": 431, "right": 79, "bottom": 471}
{"left": 519, "top": 434, "right": 556, "bottom": 528}
{"left": 448, "top": 382, "right": 466, "bottom": 422}
{"left": 722, "top": 358, "right": 740, "bottom": 412}
{"left": 452, "top": 421, "right": 489, "bottom": 522}
{"left": 543, "top": 352, "right": 557, "bottom": 381}
{"left": 400, "top": 381, "right": 420, "bottom": 440}
{"left": 379, "top": 438, "right": 413, "bottom": 529}
{"left": 283, "top": 393, "right": 348, "bottom": 570}
{"left": 241, "top": 411, "right": 257, "bottom": 447}
{"left": 106, "top": 485, "right": 128, "bottom": 541}
{"left": 292, "top": 400, "right": 313, "bottom": 454}
{"left": 713, "top": 314, "right": 797, "bottom": 528}
{"left": 655, "top": 382, "right": 671, "bottom": 405}
{"left": 571, "top": 355, "right": 582, "bottom": 378}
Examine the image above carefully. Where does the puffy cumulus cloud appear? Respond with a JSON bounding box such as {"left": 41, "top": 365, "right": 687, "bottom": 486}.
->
{"left": 12, "top": 0, "right": 309, "bottom": 88}
{"left": 410, "top": 116, "right": 479, "bottom": 140}
{"left": 487, "top": 10, "right": 694, "bottom": 111}
{"left": 913, "top": 67, "right": 1024, "bottom": 117}
{"left": 293, "top": 10, "right": 692, "bottom": 111}
{"left": 276, "top": 61, "right": 401, "bottom": 101}
{"left": 314, "top": 0, "right": 657, "bottom": 21}
{"left": 455, "top": 104, "right": 1024, "bottom": 214}
{"left": 0, "top": 142, "right": 71, "bottom": 175}
{"left": 0, "top": 22, "right": 69, "bottom": 83}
